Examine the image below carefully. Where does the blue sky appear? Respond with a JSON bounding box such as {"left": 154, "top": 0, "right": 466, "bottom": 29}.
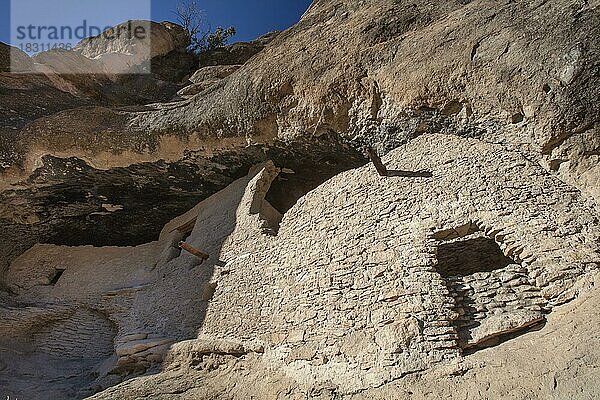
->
{"left": 152, "top": 0, "right": 312, "bottom": 41}
{"left": 0, "top": 0, "right": 312, "bottom": 46}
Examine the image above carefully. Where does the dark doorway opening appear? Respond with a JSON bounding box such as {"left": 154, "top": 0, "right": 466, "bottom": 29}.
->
{"left": 435, "top": 236, "right": 514, "bottom": 278}
{"left": 48, "top": 268, "right": 66, "bottom": 286}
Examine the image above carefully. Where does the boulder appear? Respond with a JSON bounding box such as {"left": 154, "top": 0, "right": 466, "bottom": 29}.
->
{"left": 195, "top": 31, "right": 279, "bottom": 68}
{"left": 177, "top": 78, "right": 222, "bottom": 97}
{"left": 74, "top": 20, "right": 189, "bottom": 73}
{"left": 75, "top": 20, "right": 188, "bottom": 59}
{"left": 189, "top": 65, "right": 242, "bottom": 83}
{"left": 176, "top": 65, "right": 242, "bottom": 98}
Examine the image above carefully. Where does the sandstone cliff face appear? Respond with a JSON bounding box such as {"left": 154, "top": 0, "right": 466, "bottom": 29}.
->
{"left": 6, "top": 0, "right": 597, "bottom": 200}
{"left": 171, "top": 0, "right": 598, "bottom": 203}
{"left": 1, "top": 0, "right": 600, "bottom": 398}
{"left": 0, "top": 43, "right": 94, "bottom": 177}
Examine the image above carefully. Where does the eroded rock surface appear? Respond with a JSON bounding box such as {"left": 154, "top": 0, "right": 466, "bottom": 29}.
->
{"left": 177, "top": 65, "right": 242, "bottom": 98}
{"left": 5, "top": 0, "right": 596, "bottom": 200}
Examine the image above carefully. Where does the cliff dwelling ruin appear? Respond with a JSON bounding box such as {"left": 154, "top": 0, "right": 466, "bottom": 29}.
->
{"left": 1, "top": 135, "right": 599, "bottom": 398}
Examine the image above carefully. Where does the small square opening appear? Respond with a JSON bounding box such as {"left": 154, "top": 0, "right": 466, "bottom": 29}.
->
{"left": 435, "top": 235, "right": 514, "bottom": 277}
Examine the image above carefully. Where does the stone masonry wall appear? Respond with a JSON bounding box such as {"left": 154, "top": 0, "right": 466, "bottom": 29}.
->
{"left": 199, "top": 134, "right": 600, "bottom": 392}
